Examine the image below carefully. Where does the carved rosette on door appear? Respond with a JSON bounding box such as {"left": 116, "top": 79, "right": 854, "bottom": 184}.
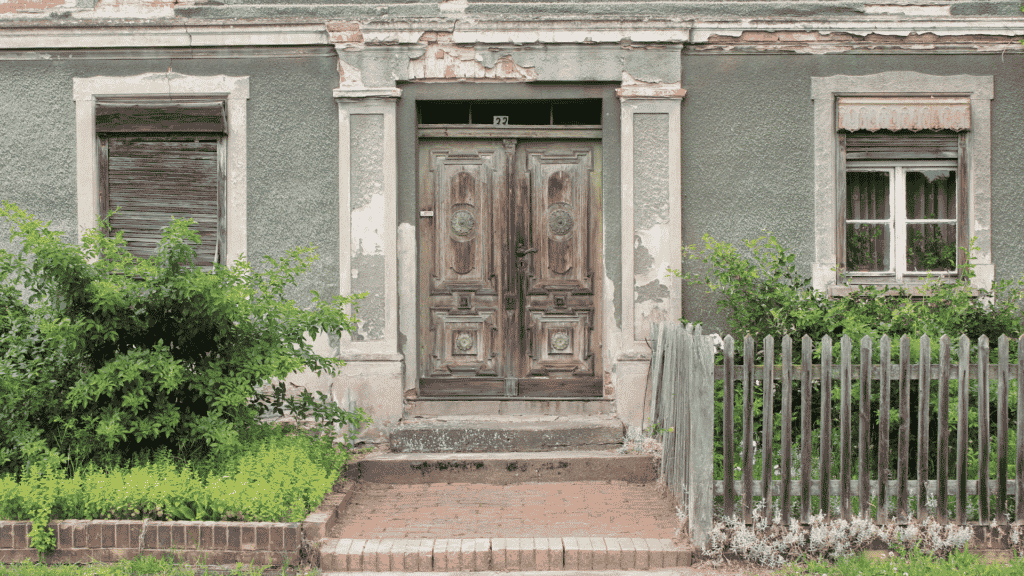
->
{"left": 418, "top": 140, "right": 600, "bottom": 397}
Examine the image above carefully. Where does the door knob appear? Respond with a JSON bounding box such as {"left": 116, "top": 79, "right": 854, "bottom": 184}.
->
{"left": 516, "top": 246, "right": 538, "bottom": 258}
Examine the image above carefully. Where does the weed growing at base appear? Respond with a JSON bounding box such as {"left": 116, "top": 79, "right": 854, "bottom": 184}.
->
{"left": 0, "top": 420, "right": 351, "bottom": 525}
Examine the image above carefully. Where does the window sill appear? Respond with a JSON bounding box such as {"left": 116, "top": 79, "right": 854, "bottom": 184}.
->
{"left": 828, "top": 281, "right": 979, "bottom": 299}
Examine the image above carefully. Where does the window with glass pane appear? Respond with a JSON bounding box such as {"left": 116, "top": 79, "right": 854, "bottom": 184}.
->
{"left": 846, "top": 171, "right": 891, "bottom": 272}
{"left": 905, "top": 170, "right": 956, "bottom": 272}
{"left": 844, "top": 165, "right": 957, "bottom": 278}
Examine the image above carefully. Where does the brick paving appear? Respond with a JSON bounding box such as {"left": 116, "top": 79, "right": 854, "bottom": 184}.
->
{"left": 329, "top": 480, "right": 679, "bottom": 540}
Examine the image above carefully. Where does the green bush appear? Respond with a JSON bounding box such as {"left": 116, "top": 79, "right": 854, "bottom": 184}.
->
{"left": 676, "top": 233, "right": 1024, "bottom": 360}
{"left": 0, "top": 201, "right": 371, "bottom": 477}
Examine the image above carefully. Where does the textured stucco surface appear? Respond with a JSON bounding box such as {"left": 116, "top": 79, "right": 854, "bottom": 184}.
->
{"left": 0, "top": 61, "right": 78, "bottom": 255}
{"left": 632, "top": 112, "right": 672, "bottom": 337}
{"left": 349, "top": 112, "right": 386, "bottom": 341}
{"left": 0, "top": 52, "right": 340, "bottom": 314}
{"left": 678, "top": 52, "right": 1024, "bottom": 334}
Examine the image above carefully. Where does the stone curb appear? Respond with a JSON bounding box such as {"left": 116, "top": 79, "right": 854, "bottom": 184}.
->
{"left": 321, "top": 537, "right": 692, "bottom": 571}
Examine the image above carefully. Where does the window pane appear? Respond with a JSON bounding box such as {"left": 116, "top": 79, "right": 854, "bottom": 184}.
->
{"left": 846, "top": 223, "right": 890, "bottom": 272}
{"left": 907, "top": 222, "right": 956, "bottom": 272}
{"left": 906, "top": 170, "right": 956, "bottom": 220}
{"left": 846, "top": 171, "right": 890, "bottom": 220}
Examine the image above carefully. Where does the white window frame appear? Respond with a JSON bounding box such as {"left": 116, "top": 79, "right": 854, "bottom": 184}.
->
{"left": 73, "top": 73, "right": 249, "bottom": 265}
{"left": 811, "top": 72, "right": 993, "bottom": 296}
{"left": 845, "top": 160, "right": 959, "bottom": 282}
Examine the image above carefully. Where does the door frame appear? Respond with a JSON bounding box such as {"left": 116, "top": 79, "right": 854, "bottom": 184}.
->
{"left": 396, "top": 84, "right": 622, "bottom": 400}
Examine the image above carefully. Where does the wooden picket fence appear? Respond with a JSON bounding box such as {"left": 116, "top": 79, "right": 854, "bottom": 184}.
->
{"left": 647, "top": 322, "right": 1024, "bottom": 548}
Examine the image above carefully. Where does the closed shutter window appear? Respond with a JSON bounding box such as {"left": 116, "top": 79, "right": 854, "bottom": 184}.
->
{"left": 97, "top": 100, "right": 226, "bottom": 269}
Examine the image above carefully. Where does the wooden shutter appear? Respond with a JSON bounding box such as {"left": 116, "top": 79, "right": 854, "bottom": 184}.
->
{"left": 100, "top": 134, "right": 222, "bottom": 268}
{"left": 96, "top": 101, "right": 226, "bottom": 133}
{"left": 844, "top": 131, "right": 959, "bottom": 160}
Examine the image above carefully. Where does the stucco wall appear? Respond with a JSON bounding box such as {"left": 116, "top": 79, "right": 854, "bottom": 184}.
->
{"left": 0, "top": 51, "right": 340, "bottom": 311}
{"left": 678, "top": 52, "right": 1024, "bottom": 334}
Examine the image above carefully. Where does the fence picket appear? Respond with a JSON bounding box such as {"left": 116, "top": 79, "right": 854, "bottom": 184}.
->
{"left": 659, "top": 324, "right": 674, "bottom": 498}
{"left": 841, "top": 335, "right": 853, "bottom": 521}
{"left": 897, "top": 335, "right": 910, "bottom": 521}
{"left": 859, "top": 334, "right": 873, "bottom": 520}
{"left": 781, "top": 336, "right": 793, "bottom": 526}
{"left": 762, "top": 335, "right": 775, "bottom": 524}
{"left": 723, "top": 335, "right": 736, "bottom": 518}
{"left": 800, "top": 334, "right": 813, "bottom": 524}
{"left": 743, "top": 335, "right": 755, "bottom": 524}
{"left": 648, "top": 322, "right": 666, "bottom": 451}
{"left": 688, "top": 324, "right": 714, "bottom": 548}
{"left": 937, "top": 335, "right": 951, "bottom": 524}
{"left": 1017, "top": 335, "right": 1024, "bottom": 523}
{"left": 919, "top": 334, "right": 931, "bottom": 522}
{"left": 820, "top": 336, "right": 833, "bottom": 519}
{"left": 956, "top": 334, "right": 970, "bottom": 524}
{"left": 978, "top": 335, "right": 990, "bottom": 523}
{"left": 678, "top": 325, "right": 693, "bottom": 510}
{"left": 877, "top": 335, "right": 891, "bottom": 524}
{"left": 997, "top": 334, "right": 1009, "bottom": 524}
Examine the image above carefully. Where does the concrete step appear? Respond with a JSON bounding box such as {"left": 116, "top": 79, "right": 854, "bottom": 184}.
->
{"left": 344, "top": 451, "right": 658, "bottom": 484}
{"left": 319, "top": 538, "right": 693, "bottom": 572}
{"left": 388, "top": 416, "right": 625, "bottom": 453}
{"left": 405, "top": 398, "right": 615, "bottom": 417}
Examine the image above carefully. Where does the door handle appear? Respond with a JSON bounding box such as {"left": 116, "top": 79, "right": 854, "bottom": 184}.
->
{"left": 515, "top": 247, "right": 538, "bottom": 258}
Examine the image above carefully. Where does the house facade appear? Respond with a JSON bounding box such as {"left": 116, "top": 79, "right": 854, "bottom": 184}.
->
{"left": 2, "top": 0, "right": 1022, "bottom": 442}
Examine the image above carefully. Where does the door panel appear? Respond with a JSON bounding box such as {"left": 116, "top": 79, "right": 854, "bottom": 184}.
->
{"left": 419, "top": 139, "right": 601, "bottom": 396}
{"left": 419, "top": 142, "right": 506, "bottom": 378}
{"left": 517, "top": 143, "right": 598, "bottom": 379}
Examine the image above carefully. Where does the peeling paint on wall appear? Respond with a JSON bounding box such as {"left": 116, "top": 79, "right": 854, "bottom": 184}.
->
{"left": 409, "top": 32, "right": 537, "bottom": 81}
{"left": 616, "top": 71, "right": 686, "bottom": 99}
{"left": 696, "top": 31, "right": 1024, "bottom": 54}
{"left": 632, "top": 112, "right": 673, "bottom": 338}
{"left": 0, "top": 0, "right": 68, "bottom": 15}
{"left": 350, "top": 113, "right": 386, "bottom": 341}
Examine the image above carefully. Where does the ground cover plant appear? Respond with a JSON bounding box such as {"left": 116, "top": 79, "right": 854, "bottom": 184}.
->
{"left": 0, "top": 201, "right": 371, "bottom": 557}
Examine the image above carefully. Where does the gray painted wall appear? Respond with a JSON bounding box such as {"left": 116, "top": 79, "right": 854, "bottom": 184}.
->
{"left": 678, "top": 52, "right": 1024, "bottom": 334}
{"left": 0, "top": 51, "right": 340, "bottom": 311}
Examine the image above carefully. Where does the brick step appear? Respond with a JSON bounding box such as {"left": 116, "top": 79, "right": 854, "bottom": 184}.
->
{"left": 344, "top": 451, "right": 659, "bottom": 484}
{"left": 319, "top": 537, "right": 692, "bottom": 572}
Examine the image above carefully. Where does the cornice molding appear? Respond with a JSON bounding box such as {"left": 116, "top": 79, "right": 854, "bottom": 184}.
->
{"left": 0, "top": 17, "right": 1020, "bottom": 51}
{"left": 689, "top": 17, "right": 1024, "bottom": 43}
{"left": 333, "top": 87, "right": 403, "bottom": 100}
{"left": 0, "top": 23, "right": 328, "bottom": 50}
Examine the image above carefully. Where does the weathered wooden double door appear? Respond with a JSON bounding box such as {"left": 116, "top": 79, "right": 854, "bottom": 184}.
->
{"left": 417, "top": 139, "right": 602, "bottom": 397}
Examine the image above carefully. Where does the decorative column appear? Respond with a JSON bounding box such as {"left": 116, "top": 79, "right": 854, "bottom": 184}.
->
{"left": 614, "top": 81, "right": 685, "bottom": 431}
{"left": 333, "top": 87, "right": 403, "bottom": 441}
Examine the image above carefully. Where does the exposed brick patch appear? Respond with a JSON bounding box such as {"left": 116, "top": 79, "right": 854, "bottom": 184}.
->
{"left": 0, "top": 0, "right": 66, "bottom": 15}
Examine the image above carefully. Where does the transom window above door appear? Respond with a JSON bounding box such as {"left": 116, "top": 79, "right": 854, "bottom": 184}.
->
{"left": 418, "top": 99, "right": 602, "bottom": 126}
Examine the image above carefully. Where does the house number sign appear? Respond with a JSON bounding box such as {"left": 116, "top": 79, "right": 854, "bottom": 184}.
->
{"left": 493, "top": 115, "right": 509, "bottom": 125}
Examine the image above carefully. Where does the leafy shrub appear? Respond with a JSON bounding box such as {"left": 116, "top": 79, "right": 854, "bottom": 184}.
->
{"left": 0, "top": 201, "right": 370, "bottom": 477}
{"left": 676, "top": 233, "right": 1024, "bottom": 359}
